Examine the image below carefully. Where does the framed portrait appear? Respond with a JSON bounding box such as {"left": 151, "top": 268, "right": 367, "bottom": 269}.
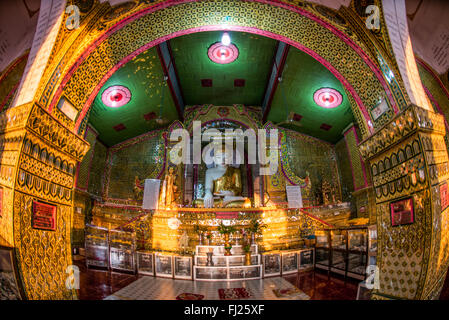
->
{"left": 137, "top": 251, "right": 154, "bottom": 276}
{"left": 32, "top": 201, "right": 56, "bottom": 231}
{"left": 155, "top": 253, "right": 173, "bottom": 278}
{"left": 390, "top": 198, "right": 414, "bottom": 226}
{"left": 262, "top": 252, "right": 281, "bottom": 277}
{"left": 174, "top": 255, "right": 193, "bottom": 280}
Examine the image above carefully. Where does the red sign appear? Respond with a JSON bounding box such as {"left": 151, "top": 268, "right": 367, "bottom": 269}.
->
{"left": 32, "top": 201, "right": 56, "bottom": 231}
{"left": 390, "top": 198, "right": 414, "bottom": 227}
{"left": 440, "top": 183, "right": 449, "bottom": 211}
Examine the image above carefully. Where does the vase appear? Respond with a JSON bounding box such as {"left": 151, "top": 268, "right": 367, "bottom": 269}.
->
{"left": 244, "top": 252, "right": 252, "bottom": 266}
{"left": 199, "top": 233, "right": 204, "bottom": 245}
{"left": 206, "top": 252, "right": 214, "bottom": 266}
{"left": 251, "top": 233, "right": 256, "bottom": 245}
{"left": 224, "top": 233, "right": 232, "bottom": 256}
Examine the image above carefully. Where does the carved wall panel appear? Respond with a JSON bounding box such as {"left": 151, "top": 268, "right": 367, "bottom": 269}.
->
{"left": 13, "top": 191, "right": 75, "bottom": 300}
{"left": 362, "top": 105, "right": 449, "bottom": 300}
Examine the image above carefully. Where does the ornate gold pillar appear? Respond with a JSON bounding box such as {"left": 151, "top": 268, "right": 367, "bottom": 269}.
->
{"left": 359, "top": 104, "right": 449, "bottom": 299}
{"left": 1, "top": 103, "right": 89, "bottom": 299}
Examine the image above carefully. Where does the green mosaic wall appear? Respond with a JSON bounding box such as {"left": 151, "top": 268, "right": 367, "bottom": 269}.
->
{"left": 335, "top": 137, "right": 354, "bottom": 202}
{"left": 106, "top": 132, "right": 165, "bottom": 200}
{"left": 76, "top": 128, "right": 97, "bottom": 190}
{"left": 284, "top": 130, "right": 340, "bottom": 204}
{"left": 345, "top": 128, "right": 367, "bottom": 190}
{"left": 87, "top": 140, "right": 107, "bottom": 197}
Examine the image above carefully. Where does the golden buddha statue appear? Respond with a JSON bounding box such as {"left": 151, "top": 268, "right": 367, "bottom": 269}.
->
{"left": 159, "top": 166, "right": 178, "bottom": 208}
{"left": 197, "top": 146, "right": 249, "bottom": 208}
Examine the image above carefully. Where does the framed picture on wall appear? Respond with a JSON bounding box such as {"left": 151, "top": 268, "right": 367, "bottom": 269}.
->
{"left": 390, "top": 198, "right": 414, "bottom": 227}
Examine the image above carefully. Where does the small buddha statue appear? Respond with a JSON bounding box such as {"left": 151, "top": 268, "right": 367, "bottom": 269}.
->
{"left": 202, "top": 146, "right": 247, "bottom": 208}
{"left": 159, "top": 166, "right": 178, "bottom": 208}
{"left": 179, "top": 230, "right": 189, "bottom": 252}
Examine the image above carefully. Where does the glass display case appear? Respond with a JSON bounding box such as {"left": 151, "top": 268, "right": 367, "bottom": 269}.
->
{"left": 298, "top": 248, "right": 315, "bottom": 271}
{"left": 314, "top": 226, "right": 372, "bottom": 280}
{"left": 193, "top": 245, "right": 262, "bottom": 281}
{"left": 109, "top": 229, "right": 136, "bottom": 273}
{"left": 85, "top": 224, "right": 109, "bottom": 269}
{"left": 347, "top": 228, "right": 368, "bottom": 279}
{"left": 315, "top": 230, "right": 329, "bottom": 248}
{"left": 368, "top": 225, "right": 377, "bottom": 266}
{"left": 348, "top": 229, "right": 367, "bottom": 252}
{"left": 331, "top": 230, "right": 347, "bottom": 250}
{"left": 262, "top": 252, "right": 281, "bottom": 277}
{"left": 331, "top": 250, "right": 346, "bottom": 275}
{"left": 281, "top": 251, "right": 298, "bottom": 275}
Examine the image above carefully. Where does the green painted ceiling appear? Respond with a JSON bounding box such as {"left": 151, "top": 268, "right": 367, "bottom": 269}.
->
{"left": 268, "top": 48, "right": 354, "bottom": 143}
{"left": 89, "top": 31, "right": 354, "bottom": 146}
{"left": 169, "top": 31, "right": 277, "bottom": 105}
{"left": 89, "top": 46, "right": 178, "bottom": 146}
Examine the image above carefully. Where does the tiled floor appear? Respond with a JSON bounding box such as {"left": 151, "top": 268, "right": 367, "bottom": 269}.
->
{"left": 74, "top": 259, "right": 449, "bottom": 300}
{"left": 74, "top": 259, "right": 356, "bottom": 300}
{"left": 104, "top": 276, "right": 309, "bottom": 300}
{"left": 283, "top": 270, "right": 359, "bottom": 300}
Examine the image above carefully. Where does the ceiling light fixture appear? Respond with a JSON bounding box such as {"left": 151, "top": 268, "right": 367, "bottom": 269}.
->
{"left": 208, "top": 42, "right": 239, "bottom": 64}
{"left": 314, "top": 88, "right": 342, "bottom": 109}
{"left": 102, "top": 85, "right": 131, "bottom": 108}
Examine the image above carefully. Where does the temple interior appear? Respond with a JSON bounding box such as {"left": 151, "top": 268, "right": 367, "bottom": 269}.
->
{"left": 1, "top": 0, "right": 449, "bottom": 301}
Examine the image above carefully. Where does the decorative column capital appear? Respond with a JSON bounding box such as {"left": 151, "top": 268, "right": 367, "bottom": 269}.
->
{"left": 359, "top": 104, "right": 446, "bottom": 161}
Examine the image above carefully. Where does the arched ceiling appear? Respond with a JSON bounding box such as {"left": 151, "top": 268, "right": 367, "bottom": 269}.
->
{"left": 89, "top": 30, "right": 354, "bottom": 146}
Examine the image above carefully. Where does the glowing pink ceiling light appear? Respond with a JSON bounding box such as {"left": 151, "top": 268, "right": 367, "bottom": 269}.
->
{"left": 101, "top": 85, "right": 131, "bottom": 108}
{"left": 208, "top": 42, "right": 239, "bottom": 64}
{"left": 314, "top": 88, "right": 342, "bottom": 109}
